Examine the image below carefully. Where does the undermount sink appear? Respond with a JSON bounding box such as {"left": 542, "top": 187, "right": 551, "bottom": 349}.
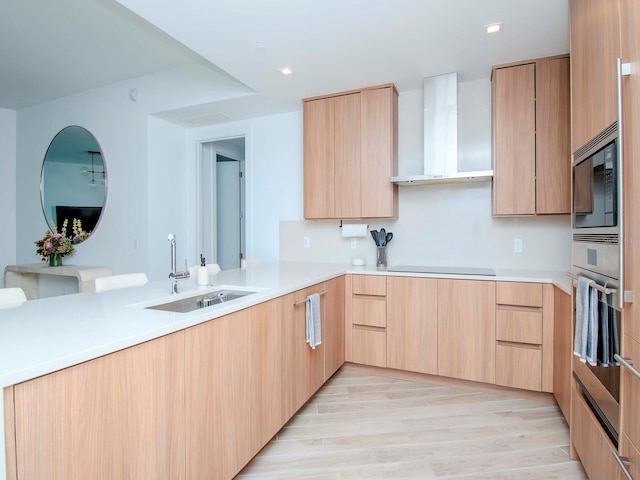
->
{"left": 146, "top": 289, "right": 258, "bottom": 313}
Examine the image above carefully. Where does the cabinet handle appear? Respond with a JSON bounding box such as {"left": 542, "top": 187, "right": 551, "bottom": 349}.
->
{"left": 612, "top": 451, "right": 633, "bottom": 480}
{"left": 617, "top": 57, "right": 626, "bottom": 309}
{"left": 293, "top": 290, "right": 327, "bottom": 306}
{"left": 615, "top": 354, "right": 640, "bottom": 381}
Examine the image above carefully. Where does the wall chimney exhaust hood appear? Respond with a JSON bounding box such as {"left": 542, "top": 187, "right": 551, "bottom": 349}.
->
{"left": 390, "top": 72, "right": 493, "bottom": 186}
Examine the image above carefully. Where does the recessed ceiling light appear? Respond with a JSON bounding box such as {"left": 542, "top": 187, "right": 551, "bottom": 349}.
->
{"left": 485, "top": 22, "right": 503, "bottom": 34}
{"left": 256, "top": 45, "right": 267, "bottom": 53}
{"left": 279, "top": 67, "right": 293, "bottom": 75}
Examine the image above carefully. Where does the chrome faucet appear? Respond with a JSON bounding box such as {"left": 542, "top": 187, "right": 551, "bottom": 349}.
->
{"left": 168, "top": 233, "right": 190, "bottom": 294}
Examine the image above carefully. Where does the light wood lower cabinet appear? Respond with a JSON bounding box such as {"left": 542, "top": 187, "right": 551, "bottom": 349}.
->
{"left": 438, "top": 279, "right": 496, "bottom": 384}
{"left": 621, "top": 335, "right": 640, "bottom": 461}
{"left": 348, "top": 275, "right": 388, "bottom": 367}
{"left": 571, "top": 382, "right": 619, "bottom": 479}
{"left": 553, "top": 286, "right": 572, "bottom": 422}
{"left": 12, "top": 332, "right": 186, "bottom": 480}
{"left": 386, "top": 276, "right": 438, "bottom": 375}
{"left": 619, "top": 433, "right": 640, "bottom": 480}
{"left": 495, "top": 344, "right": 542, "bottom": 391}
{"left": 6, "top": 279, "right": 345, "bottom": 480}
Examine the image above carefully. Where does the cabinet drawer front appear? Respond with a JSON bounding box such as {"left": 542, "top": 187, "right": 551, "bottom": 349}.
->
{"left": 620, "top": 433, "right": 640, "bottom": 480}
{"left": 496, "top": 282, "right": 543, "bottom": 307}
{"left": 353, "top": 275, "right": 386, "bottom": 296}
{"left": 571, "top": 384, "right": 619, "bottom": 480}
{"left": 622, "top": 335, "right": 640, "bottom": 451}
{"left": 352, "top": 297, "right": 386, "bottom": 328}
{"left": 495, "top": 345, "right": 542, "bottom": 391}
{"left": 496, "top": 309, "right": 543, "bottom": 344}
{"left": 352, "top": 327, "right": 386, "bottom": 367}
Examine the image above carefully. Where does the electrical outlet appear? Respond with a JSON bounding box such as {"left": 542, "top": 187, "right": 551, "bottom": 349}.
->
{"left": 303, "top": 236, "right": 311, "bottom": 248}
{"left": 513, "top": 238, "right": 523, "bottom": 253}
{"left": 350, "top": 238, "right": 358, "bottom": 249}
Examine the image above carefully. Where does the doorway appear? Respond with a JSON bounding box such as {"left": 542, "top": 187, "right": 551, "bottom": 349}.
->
{"left": 199, "top": 137, "right": 245, "bottom": 270}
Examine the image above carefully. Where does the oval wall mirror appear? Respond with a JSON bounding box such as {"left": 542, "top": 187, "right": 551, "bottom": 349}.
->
{"left": 40, "top": 126, "right": 107, "bottom": 243}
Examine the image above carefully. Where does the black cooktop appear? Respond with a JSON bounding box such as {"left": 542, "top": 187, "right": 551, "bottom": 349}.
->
{"left": 387, "top": 266, "right": 496, "bottom": 276}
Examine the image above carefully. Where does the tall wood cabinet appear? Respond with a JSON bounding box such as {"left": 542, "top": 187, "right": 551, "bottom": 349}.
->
{"left": 303, "top": 84, "right": 398, "bottom": 219}
{"left": 491, "top": 55, "right": 570, "bottom": 215}
{"left": 569, "top": 1, "right": 640, "bottom": 478}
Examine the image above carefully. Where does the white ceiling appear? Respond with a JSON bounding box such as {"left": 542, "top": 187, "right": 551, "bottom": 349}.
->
{"left": 1, "top": 0, "right": 569, "bottom": 124}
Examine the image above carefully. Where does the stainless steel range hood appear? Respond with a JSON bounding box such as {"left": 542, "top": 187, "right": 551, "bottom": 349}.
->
{"left": 390, "top": 73, "right": 493, "bottom": 186}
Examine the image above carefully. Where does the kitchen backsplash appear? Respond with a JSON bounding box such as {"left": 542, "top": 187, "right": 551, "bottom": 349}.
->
{"left": 280, "top": 182, "right": 570, "bottom": 271}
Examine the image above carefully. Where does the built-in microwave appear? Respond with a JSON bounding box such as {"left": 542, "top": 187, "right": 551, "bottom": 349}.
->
{"left": 572, "top": 122, "right": 623, "bottom": 306}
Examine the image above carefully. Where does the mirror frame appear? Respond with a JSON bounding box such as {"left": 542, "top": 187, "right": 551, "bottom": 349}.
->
{"left": 40, "top": 126, "right": 107, "bottom": 243}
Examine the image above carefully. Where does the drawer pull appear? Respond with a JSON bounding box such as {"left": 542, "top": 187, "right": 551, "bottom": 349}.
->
{"left": 612, "top": 451, "right": 633, "bottom": 480}
{"left": 615, "top": 354, "right": 640, "bottom": 381}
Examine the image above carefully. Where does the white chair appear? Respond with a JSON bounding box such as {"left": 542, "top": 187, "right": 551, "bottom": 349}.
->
{"left": 95, "top": 273, "right": 149, "bottom": 293}
{"left": 0, "top": 287, "right": 28, "bottom": 308}
{"left": 188, "top": 263, "right": 221, "bottom": 277}
{"left": 241, "top": 258, "right": 263, "bottom": 269}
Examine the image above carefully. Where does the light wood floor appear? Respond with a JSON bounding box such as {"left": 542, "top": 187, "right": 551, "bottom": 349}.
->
{"left": 236, "top": 365, "right": 587, "bottom": 479}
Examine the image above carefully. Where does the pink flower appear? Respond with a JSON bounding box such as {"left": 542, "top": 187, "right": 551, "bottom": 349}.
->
{"left": 45, "top": 242, "right": 53, "bottom": 251}
{"left": 53, "top": 233, "right": 63, "bottom": 239}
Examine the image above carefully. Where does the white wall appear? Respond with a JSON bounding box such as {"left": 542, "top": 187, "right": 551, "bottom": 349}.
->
{"left": 0, "top": 109, "right": 17, "bottom": 287}
{"left": 14, "top": 64, "right": 245, "bottom": 281}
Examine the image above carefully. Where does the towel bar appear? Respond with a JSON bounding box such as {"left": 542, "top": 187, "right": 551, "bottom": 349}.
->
{"left": 615, "top": 354, "right": 640, "bottom": 381}
{"left": 567, "top": 273, "right": 617, "bottom": 295}
{"left": 293, "top": 290, "right": 327, "bottom": 306}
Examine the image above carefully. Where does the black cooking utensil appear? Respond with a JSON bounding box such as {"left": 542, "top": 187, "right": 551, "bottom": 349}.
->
{"left": 385, "top": 232, "right": 393, "bottom": 244}
{"left": 370, "top": 230, "right": 380, "bottom": 245}
{"left": 379, "top": 228, "right": 386, "bottom": 245}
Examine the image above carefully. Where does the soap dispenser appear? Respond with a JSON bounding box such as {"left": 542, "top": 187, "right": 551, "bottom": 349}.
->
{"left": 197, "top": 254, "right": 210, "bottom": 286}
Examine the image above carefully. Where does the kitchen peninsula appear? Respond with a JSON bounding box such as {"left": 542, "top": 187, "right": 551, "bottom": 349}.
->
{"left": 1, "top": 263, "right": 571, "bottom": 480}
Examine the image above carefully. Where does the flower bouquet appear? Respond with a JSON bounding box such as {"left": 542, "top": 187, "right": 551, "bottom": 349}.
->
{"left": 35, "top": 219, "right": 75, "bottom": 266}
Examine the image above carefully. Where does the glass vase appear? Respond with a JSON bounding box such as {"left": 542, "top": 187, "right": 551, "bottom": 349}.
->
{"left": 48, "top": 254, "right": 62, "bottom": 267}
{"left": 376, "top": 246, "right": 387, "bottom": 269}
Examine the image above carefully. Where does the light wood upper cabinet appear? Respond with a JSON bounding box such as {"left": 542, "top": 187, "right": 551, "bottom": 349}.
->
{"left": 492, "top": 63, "right": 536, "bottom": 215}
{"left": 303, "top": 84, "right": 398, "bottom": 220}
{"left": 569, "top": 0, "right": 621, "bottom": 152}
{"left": 12, "top": 332, "right": 186, "bottom": 480}
{"left": 437, "top": 279, "right": 496, "bottom": 384}
{"left": 492, "top": 56, "right": 570, "bottom": 216}
{"left": 386, "top": 276, "right": 438, "bottom": 375}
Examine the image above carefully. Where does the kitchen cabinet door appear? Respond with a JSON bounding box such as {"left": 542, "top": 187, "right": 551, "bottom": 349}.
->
{"left": 621, "top": 335, "right": 640, "bottom": 457}
{"left": 303, "top": 96, "right": 335, "bottom": 219}
{"left": 437, "top": 279, "right": 496, "bottom": 383}
{"left": 13, "top": 332, "right": 186, "bottom": 480}
{"left": 569, "top": 0, "right": 620, "bottom": 152}
{"left": 553, "top": 287, "right": 572, "bottom": 422}
{"left": 536, "top": 57, "right": 571, "bottom": 214}
{"left": 360, "top": 86, "right": 398, "bottom": 219}
{"left": 185, "top": 310, "right": 250, "bottom": 480}
{"left": 621, "top": 0, "right": 640, "bottom": 344}
{"left": 492, "top": 63, "right": 536, "bottom": 215}
{"left": 386, "top": 276, "right": 438, "bottom": 375}
{"left": 334, "top": 93, "right": 362, "bottom": 218}
{"left": 288, "top": 285, "right": 326, "bottom": 408}
{"left": 324, "top": 276, "right": 346, "bottom": 380}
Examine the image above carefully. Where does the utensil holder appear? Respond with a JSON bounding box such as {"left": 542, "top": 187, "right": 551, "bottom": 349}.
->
{"left": 376, "top": 246, "right": 387, "bottom": 269}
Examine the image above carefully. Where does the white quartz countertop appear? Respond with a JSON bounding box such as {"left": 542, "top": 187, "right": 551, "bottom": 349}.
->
{"left": 0, "top": 262, "right": 571, "bottom": 388}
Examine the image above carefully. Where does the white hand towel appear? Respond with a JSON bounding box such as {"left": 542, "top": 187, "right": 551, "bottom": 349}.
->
{"left": 574, "top": 276, "right": 591, "bottom": 362}
{"left": 586, "top": 285, "right": 599, "bottom": 366}
{"left": 305, "top": 293, "right": 322, "bottom": 349}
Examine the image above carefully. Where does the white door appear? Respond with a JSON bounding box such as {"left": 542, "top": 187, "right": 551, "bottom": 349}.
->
{"left": 216, "top": 155, "right": 243, "bottom": 270}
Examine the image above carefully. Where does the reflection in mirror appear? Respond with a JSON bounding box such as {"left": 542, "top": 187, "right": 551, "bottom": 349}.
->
{"left": 41, "top": 126, "right": 107, "bottom": 243}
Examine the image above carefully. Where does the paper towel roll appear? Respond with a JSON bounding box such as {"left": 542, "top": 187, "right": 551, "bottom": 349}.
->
{"left": 341, "top": 223, "right": 368, "bottom": 237}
